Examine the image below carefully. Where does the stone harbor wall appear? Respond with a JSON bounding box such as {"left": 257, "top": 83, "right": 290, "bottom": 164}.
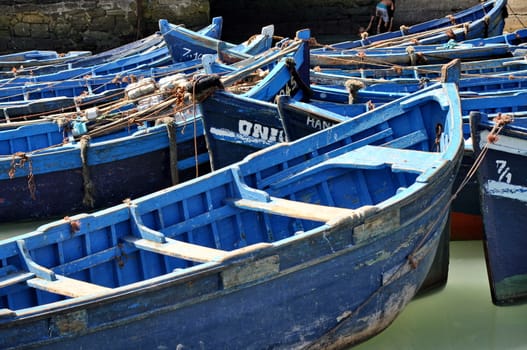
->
{"left": 0, "top": 0, "right": 209, "bottom": 53}
{"left": 0, "top": 0, "right": 525, "bottom": 53}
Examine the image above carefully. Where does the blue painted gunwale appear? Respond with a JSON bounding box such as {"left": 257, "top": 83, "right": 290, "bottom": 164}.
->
{"left": 0, "top": 79, "right": 463, "bottom": 349}
{"left": 470, "top": 111, "right": 527, "bottom": 305}
{"left": 0, "top": 51, "right": 92, "bottom": 72}
{"left": 310, "top": 71, "right": 527, "bottom": 106}
{"left": 310, "top": 0, "right": 507, "bottom": 52}
{"left": 0, "top": 50, "right": 90, "bottom": 64}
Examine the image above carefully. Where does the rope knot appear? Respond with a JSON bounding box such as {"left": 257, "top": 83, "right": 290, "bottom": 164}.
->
{"left": 8, "top": 152, "right": 36, "bottom": 199}
{"left": 63, "top": 216, "right": 81, "bottom": 234}
{"left": 493, "top": 113, "right": 513, "bottom": 127}
{"left": 408, "top": 255, "right": 418, "bottom": 269}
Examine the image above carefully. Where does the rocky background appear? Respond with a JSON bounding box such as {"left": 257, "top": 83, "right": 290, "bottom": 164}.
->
{"left": 0, "top": 0, "right": 524, "bottom": 54}
{"left": 0, "top": 0, "right": 210, "bottom": 53}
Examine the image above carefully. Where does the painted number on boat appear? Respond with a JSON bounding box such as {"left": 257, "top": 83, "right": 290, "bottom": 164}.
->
{"left": 496, "top": 160, "right": 512, "bottom": 183}
{"left": 182, "top": 47, "right": 203, "bottom": 60}
{"left": 277, "top": 77, "right": 298, "bottom": 97}
{"left": 239, "top": 120, "right": 285, "bottom": 143}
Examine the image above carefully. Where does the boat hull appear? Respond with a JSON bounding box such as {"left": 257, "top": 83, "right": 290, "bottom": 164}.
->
{"left": 471, "top": 112, "right": 527, "bottom": 305}
{"left": 0, "top": 121, "right": 210, "bottom": 222}
{"left": 0, "top": 167, "right": 455, "bottom": 350}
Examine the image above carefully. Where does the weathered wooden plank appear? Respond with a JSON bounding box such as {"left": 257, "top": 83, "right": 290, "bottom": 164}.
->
{"left": 123, "top": 236, "right": 228, "bottom": 263}
{"left": 27, "top": 275, "right": 111, "bottom": 298}
{"left": 229, "top": 196, "right": 358, "bottom": 222}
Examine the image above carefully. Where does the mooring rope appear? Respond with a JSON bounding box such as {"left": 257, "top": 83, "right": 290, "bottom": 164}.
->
{"left": 79, "top": 135, "right": 95, "bottom": 208}
{"left": 452, "top": 113, "right": 513, "bottom": 201}
{"left": 165, "top": 119, "right": 179, "bottom": 185}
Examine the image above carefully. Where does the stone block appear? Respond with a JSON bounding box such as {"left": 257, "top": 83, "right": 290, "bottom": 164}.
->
{"left": 0, "top": 16, "right": 10, "bottom": 29}
{"left": 53, "top": 23, "right": 72, "bottom": 37}
{"left": 30, "top": 23, "right": 50, "bottom": 38}
{"left": 12, "top": 22, "right": 30, "bottom": 37}
{"left": 22, "top": 13, "right": 47, "bottom": 24}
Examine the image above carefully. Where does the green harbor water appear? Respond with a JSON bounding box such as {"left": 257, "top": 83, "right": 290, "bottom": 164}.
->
{"left": 1, "top": 223, "right": 526, "bottom": 349}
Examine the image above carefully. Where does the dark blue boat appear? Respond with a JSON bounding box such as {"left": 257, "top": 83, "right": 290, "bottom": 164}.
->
{"left": 0, "top": 115, "right": 210, "bottom": 222}
{"left": 470, "top": 110, "right": 527, "bottom": 305}
{"left": 0, "top": 50, "right": 92, "bottom": 70}
{"left": 0, "top": 69, "right": 463, "bottom": 350}
{"left": 310, "top": 0, "right": 507, "bottom": 51}
{"left": 311, "top": 28, "right": 527, "bottom": 69}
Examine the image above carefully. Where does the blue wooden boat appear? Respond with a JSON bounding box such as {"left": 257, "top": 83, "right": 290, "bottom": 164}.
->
{"left": 0, "top": 17, "right": 223, "bottom": 78}
{"left": 0, "top": 112, "right": 210, "bottom": 222}
{"left": 311, "top": 56, "right": 527, "bottom": 86}
{"left": 310, "top": 0, "right": 507, "bottom": 51}
{"left": 311, "top": 29, "right": 527, "bottom": 69}
{"left": 310, "top": 69, "right": 527, "bottom": 107}
{"left": 0, "top": 68, "right": 463, "bottom": 349}
{"left": 159, "top": 19, "right": 275, "bottom": 63}
{"left": 470, "top": 110, "right": 527, "bottom": 305}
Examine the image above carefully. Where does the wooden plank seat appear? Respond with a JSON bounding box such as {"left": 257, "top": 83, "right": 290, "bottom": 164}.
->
{"left": 122, "top": 236, "right": 229, "bottom": 263}
{"left": 27, "top": 274, "right": 111, "bottom": 298}
{"left": 14, "top": 239, "right": 112, "bottom": 298}
{"left": 228, "top": 196, "right": 362, "bottom": 223}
